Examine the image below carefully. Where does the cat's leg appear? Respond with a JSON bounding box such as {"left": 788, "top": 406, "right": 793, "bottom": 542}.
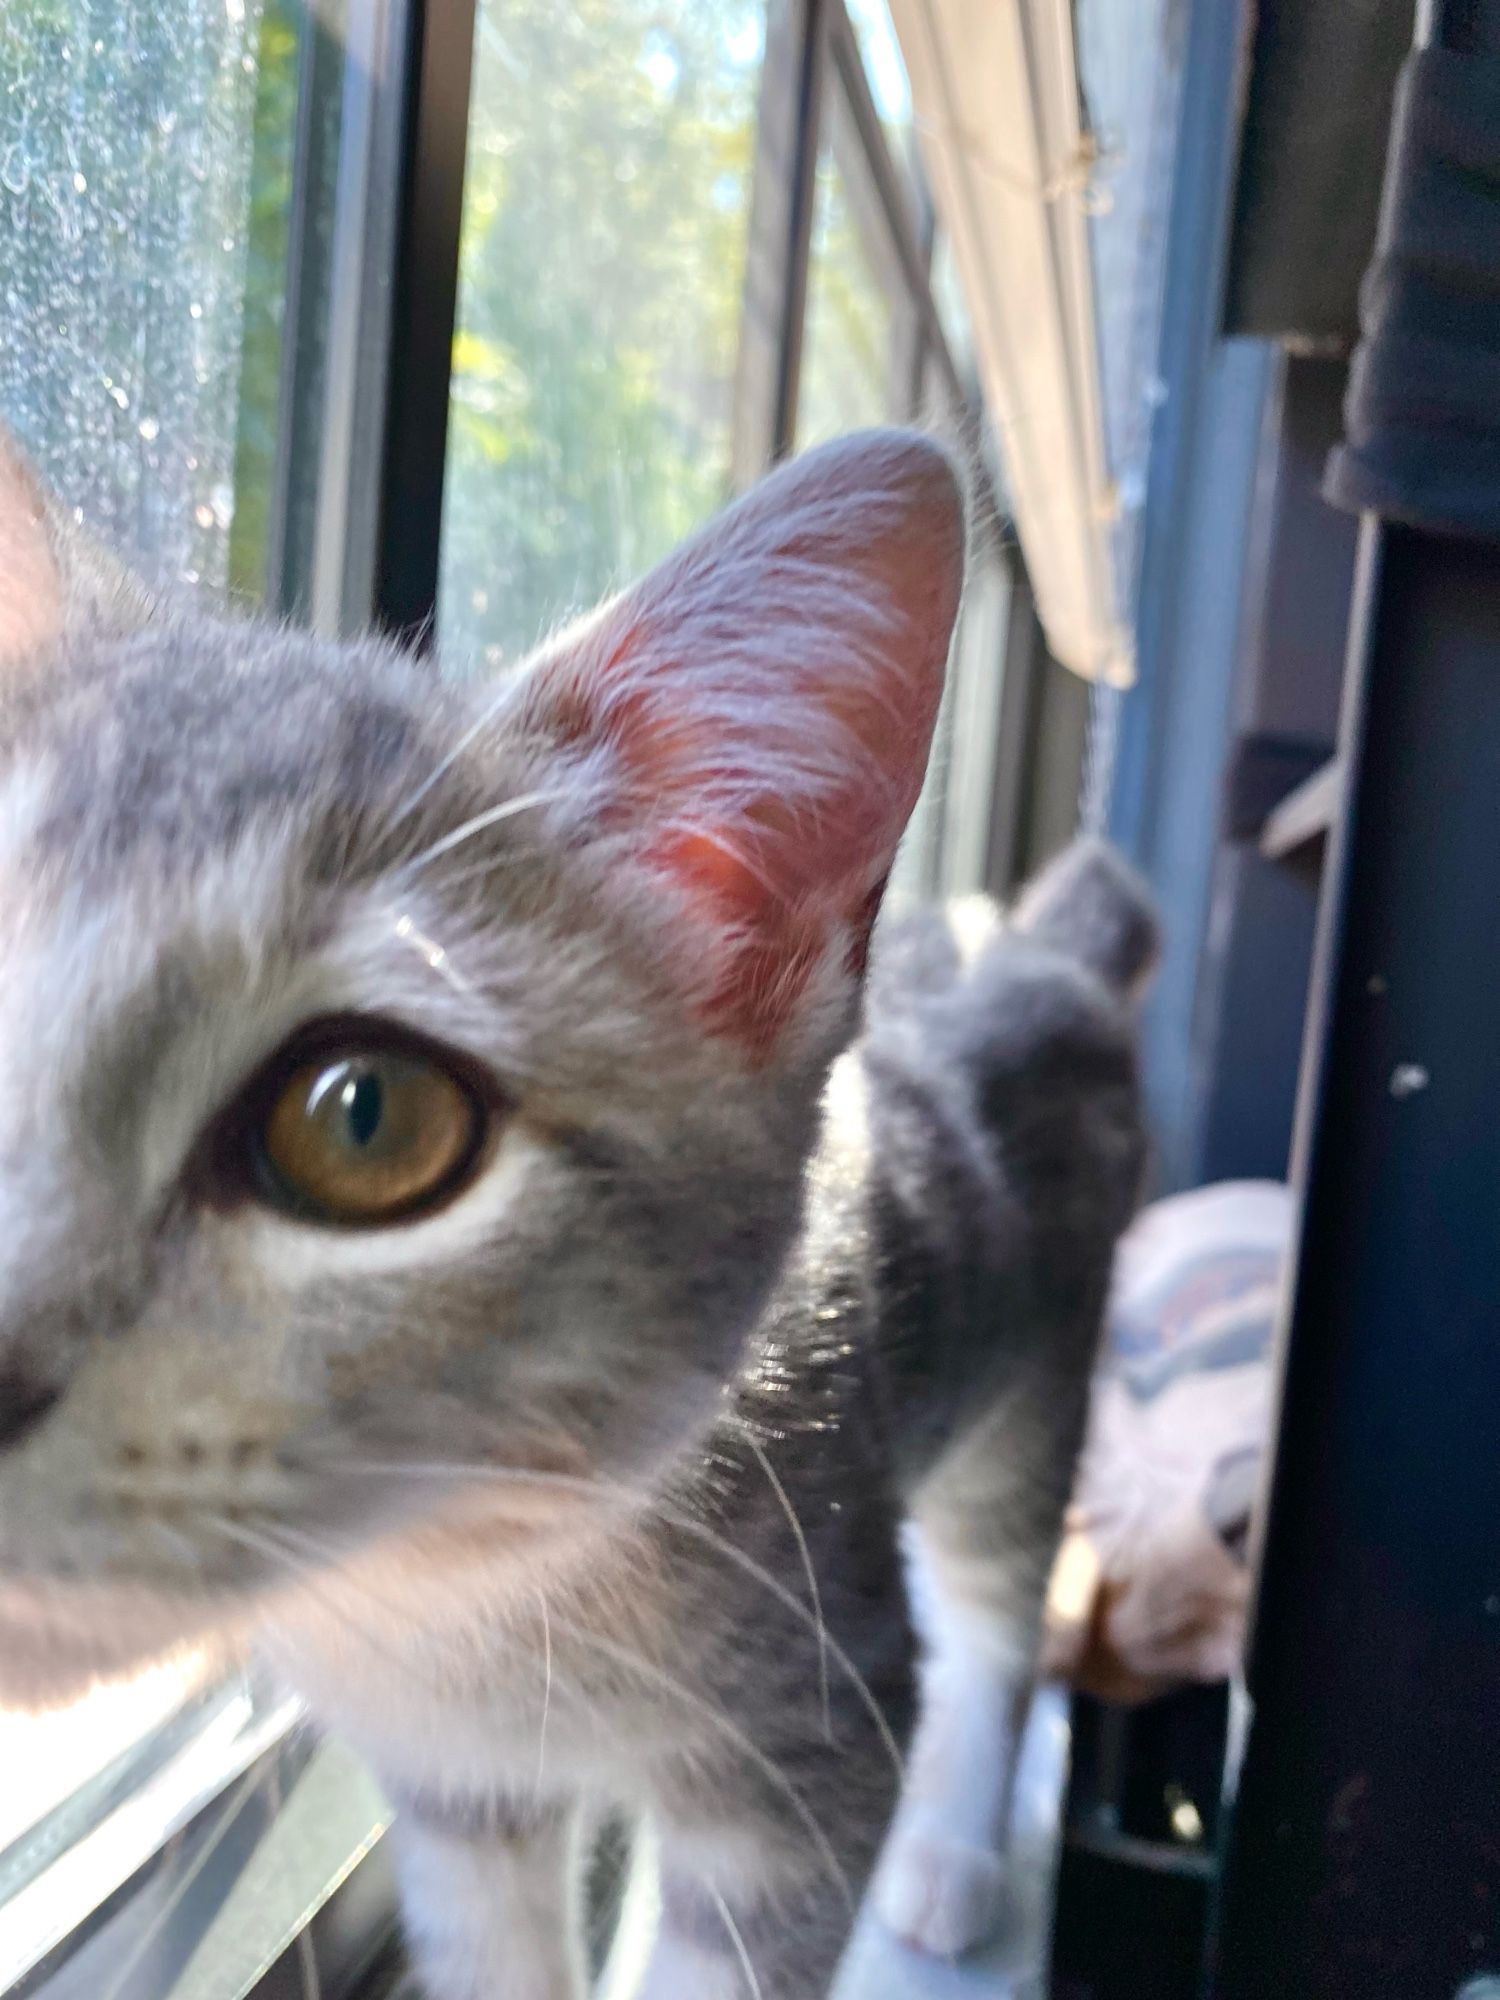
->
{"left": 871, "top": 1518, "right": 1033, "bottom": 1956}
{"left": 874, "top": 1391, "right": 1078, "bottom": 1957}
{"left": 633, "top": 1680, "right": 911, "bottom": 1998}
{"left": 634, "top": 1813, "right": 887, "bottom": 2000}
{"left": 394, "top": 1794, "right": 585, "bottom": 2000}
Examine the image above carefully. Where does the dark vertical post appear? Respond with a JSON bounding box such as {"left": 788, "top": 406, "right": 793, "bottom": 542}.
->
{"left": 730, "top": 0, "right": 826, "bottom": 482}
{"left": 769, "top": 0, "right": 826, "bottom": 459}
{"left": 983, "top": 558, "right": 1049, "bottom": 896}
{"left": 371, "top": 0, "right": 477, "bottom": 648}
{"left": 1209, "top": 1, "right": 1500, "bottom": 1991}
{"left": 266, "top": 2, "right": 348, "bottom": 621}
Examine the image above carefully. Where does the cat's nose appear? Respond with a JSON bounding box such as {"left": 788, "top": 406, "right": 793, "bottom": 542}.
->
{"left": 0, "top": 1371, "right": 60, "bottom": 1452}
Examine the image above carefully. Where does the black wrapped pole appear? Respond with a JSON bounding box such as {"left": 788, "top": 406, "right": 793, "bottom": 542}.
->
{"left": 1208, "top": 4, "right": 1500, "bottom": 1996}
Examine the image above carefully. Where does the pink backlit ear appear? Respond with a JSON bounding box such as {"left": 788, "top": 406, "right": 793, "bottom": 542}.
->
{"left": 0, "top": 434, "right": 64, "bottom": 669}
{"left": 519, "top": 429, "right": 966, "bottom": 1055}
{"left": 0, "top": 429, "right": 150, "bottom": 670}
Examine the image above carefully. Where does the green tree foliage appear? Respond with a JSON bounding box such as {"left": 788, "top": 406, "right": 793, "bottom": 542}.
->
{"left": 228, "top": 0, "right": 300, "bottom": 601}
{"left": 2, "top": 0, "right": 916, "bottom": 655}
{"left": 797, "top": 145, "right": 898, "bottom": 448}
{"left": 439, "top": 0, "right": 763, "bottom": 670}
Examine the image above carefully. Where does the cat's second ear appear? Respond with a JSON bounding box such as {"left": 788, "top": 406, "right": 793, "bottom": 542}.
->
{"left": 0, "top": 434, "right": 65, "bottom": 667}
{"left": 0, "top": 429, "right": 151, "bottom": 668}
{"left": 517, "top": 428, "right": 966, "bottom": 1059}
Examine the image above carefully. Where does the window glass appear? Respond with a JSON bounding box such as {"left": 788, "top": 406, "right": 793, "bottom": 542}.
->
{"left": 0, "top": 0, "right": 294, "bottom": 597}
{"left": 796, "top": 85, "right": 911, "bottom": 446}
{"left": 843, "top": 0, "right": 917, "bottom": 191}
{"left": 889, "top": 538, "right": 1012, "bottom": 908}
{"left": 936, "top": 541, "right": 1011, "bottom": 895}
{"left": 0, "top": 0, "right": 300, "bottom": 1858}
{"left": 438, "top": 0, "right": 764, "bottom": 673}
{"left": 931, "top": 231, "right": 979, "bottom": 401}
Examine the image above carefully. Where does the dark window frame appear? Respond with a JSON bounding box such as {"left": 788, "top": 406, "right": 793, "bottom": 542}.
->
{"left": 344, "top": 0, "right": 1007, "bottom": 643}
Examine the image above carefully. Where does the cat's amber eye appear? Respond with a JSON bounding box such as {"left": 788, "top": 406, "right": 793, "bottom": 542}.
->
{"left": 259, "top": 1046, "right": 485, "bottom": 1225}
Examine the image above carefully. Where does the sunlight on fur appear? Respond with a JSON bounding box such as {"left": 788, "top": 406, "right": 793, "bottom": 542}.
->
{"left": 0, "top": 426, "right": 1156, "bottom": 2000}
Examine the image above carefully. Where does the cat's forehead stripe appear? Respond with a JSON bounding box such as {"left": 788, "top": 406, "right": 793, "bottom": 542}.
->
{"left": 0, "top": 614, "right": 457, "bottom": 894}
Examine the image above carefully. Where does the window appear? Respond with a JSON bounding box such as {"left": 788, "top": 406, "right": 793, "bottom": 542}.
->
{"left": 438, "top": 0, "right": 764, "bottom": 672}
{"left": 930, "top": 231, "right": 979, "bottom": 403}
{"left": 0, "top": 0, "right": 295, "bottom": 597}
{"left": 889, "top": 536, "right": 1014, "bottom": 907}
{"left": 796, "top": 80, "right": 914, "bottom": 445}
{"left": 843, "top": 0, "right": 919, "bottom": 193}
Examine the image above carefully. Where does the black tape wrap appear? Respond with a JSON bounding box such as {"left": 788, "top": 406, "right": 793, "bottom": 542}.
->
{"left": 1325, "top": 46, "right": 1500, "bottom": 542}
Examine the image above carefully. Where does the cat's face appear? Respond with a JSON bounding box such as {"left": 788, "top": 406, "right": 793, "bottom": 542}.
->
{"left": 0, "top": 430, "right": 963, "bottom": 1694}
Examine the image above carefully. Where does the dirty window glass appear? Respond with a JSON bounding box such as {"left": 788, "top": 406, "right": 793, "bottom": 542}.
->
{"left": 796, "top": 80, "right": 912, "bottom": 447}
{"left": 438, "top": 0, "right": 765, "bottom": 674}
{"left": 0, "top": 0, "right": 296, "bottom": 599}
{"left": 843, "top": 0, "right": 918, "bottom": 193}
{"left": 0, "top": 0, "right": 302, "bottom": 1868}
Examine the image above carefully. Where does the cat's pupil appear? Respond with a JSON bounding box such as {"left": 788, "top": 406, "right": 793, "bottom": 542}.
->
{"left": 341, "top": 1069, "right": 384, "bottom": 1149}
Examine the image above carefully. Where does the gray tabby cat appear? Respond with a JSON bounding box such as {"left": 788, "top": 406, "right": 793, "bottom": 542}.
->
{"left": 0, "top": 426, "right": 1154, "bottom": 1998}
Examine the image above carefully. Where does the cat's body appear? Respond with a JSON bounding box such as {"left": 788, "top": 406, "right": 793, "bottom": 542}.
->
{"left": 264, "top": 855, "right": 1150, "bottom": 1997}
{"left": 0, "top": 428, "right": 1153, "bottom": 1997}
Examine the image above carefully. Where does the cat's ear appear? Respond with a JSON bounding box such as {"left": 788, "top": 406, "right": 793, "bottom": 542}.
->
{"left": 518, "top": 428, "right": 966, "bottom": 1057}
{"left": 0, "top": 428, "right": 152, "bottom": 668}
{"left": 0, "top": 433, "right": 66, "bottom": 667}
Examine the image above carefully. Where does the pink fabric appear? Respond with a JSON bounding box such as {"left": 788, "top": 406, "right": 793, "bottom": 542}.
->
{"left": 1043, "top": 1181, "right": 1290, "bottom": 1703}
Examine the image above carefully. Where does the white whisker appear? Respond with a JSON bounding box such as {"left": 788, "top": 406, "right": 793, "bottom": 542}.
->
{"left": 415, "top": 846, "right": 537, "bottom": 899}
{"left": 733, "top": 1421, "right": 831, "bottom": 1746}
{"left": 395, "top": 790, "right": 562, "bottom": 880}
{"left": 324, "top": 1455, "right": 904, "bottom": 1786}
{"left": 541, "top": 1604, "right": 855, "bottom": 1916}
{"left": 208, "top": 1515, "right": 422, "bottom": 1686}
{"left": 382, "top": 681, "right": 517, "bottom": 846}
{"left": 708, "top": 1883, "right": 765, "bottom": 2000}
{"left": 214, "top": 1508, "right": 839, "bottom": 1906}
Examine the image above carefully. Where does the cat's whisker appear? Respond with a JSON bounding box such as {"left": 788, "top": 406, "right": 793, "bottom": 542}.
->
{"left": 323, "top": 1455, "right": 905, "bottom": 1787}
{"left": 707, "top": 1882, "right": 765, "bottom": 2000}
{"left": 393, "top": 789, "right": 566, "bottom": 882}
{"left": 380, "top": 681, "right": 519, "bottom": 850}
{"left": 214, "top": 1513, "right": 584, "bottom": 1750}
{"left": 657, "top": 813, "right": 779, "bottom": 900}
{"left": 411, "top": 845, "right": 537, "bottom": 900}
{"left": 230, "top": 1508, "right": 850, "bottom": 1932}
{"left": 539, "top": 1603, "right": 855, "bottom": 1918}
{"left": 729, "top": 1420, "right": 832, "bottom": 1748}
{"left": 207, "top": 1514, "right": 425, "bottom": 1686}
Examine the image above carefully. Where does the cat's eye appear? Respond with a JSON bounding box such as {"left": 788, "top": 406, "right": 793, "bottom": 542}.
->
{"left": 257, "top": 1045, "right": 486, "bottom": 1226}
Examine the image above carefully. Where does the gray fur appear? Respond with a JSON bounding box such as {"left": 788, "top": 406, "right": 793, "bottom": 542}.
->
{"left": 0, "top": 428, "right": 1152, "bottom": 1997}
{"left": 1011, "top": 837, "right": 1160, "bottom": 999}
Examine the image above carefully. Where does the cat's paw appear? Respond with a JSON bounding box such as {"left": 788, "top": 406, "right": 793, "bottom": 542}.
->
{"left": 872, "top": 1824, "right": 1010, "bottom": 1958}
